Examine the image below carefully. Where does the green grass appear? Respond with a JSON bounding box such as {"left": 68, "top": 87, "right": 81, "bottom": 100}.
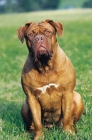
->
{"left": 0, "top": 9, "right": 92, "bottom": 140}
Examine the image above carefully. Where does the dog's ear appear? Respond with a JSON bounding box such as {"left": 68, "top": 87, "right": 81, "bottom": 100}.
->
{"left": 17, "top": 22, "right": 32, "bottom": 43}
{"left": 45, "top": 19, "right": 63, "bottom": 37}
{"left": 17, "top": 27, "right": 24, "bottom": 43}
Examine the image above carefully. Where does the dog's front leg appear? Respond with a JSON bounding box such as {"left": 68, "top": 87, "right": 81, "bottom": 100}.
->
{"left": 26, "top": 90, "right": 44, "bottom": 140}
{"left": 63, "top": 91, "right": 73, "bottom": 133}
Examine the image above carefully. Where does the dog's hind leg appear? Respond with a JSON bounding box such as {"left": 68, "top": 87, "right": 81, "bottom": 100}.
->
{"left": 73, "top": 91, "right": 84, "bottom": 121}
{"left": 71, "top": 91, "right": 84, "bottom": 133}
{"left": 61, "top": 91, "right": 84, "bottom": 133}
{"left": 21, "top": 99, "right": 34, "bottom": 132}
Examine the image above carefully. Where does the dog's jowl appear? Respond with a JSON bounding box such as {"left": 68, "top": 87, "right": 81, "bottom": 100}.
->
{"left": 17, "top": 19, "right": 84, "bottom": 140}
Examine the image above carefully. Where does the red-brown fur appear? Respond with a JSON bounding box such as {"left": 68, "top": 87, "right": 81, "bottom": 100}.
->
{"left": 17, "top": 19, "right": 84, "bottom": 140}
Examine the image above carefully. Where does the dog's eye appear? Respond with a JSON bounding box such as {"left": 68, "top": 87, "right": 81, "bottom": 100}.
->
{"left": 28, "top": 32, "right": 34, "bottom": 39}
{"left": 45, "top": 30, "right": 52, "bottom": 37}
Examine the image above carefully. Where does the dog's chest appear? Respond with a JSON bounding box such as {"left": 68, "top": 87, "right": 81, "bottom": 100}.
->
{"left": 34, "top": 83, "right": 62, "bottom": 111}
{"left": 37, "top": 83, "right": 60, "bottom": 94}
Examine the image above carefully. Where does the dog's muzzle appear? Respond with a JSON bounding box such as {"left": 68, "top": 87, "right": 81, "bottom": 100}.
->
{"left": 32, "top": 35, "right": 52, "bottom": 62}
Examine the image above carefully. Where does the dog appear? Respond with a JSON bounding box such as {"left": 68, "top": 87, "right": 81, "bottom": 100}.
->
{"left": 17, "top": 19, "right": 84, "bottom": 140}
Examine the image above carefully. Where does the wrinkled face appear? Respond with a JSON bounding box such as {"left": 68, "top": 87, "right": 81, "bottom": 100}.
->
{"left": 17, "top": 19, "right": 63, "bottom": 63}
{"left": 26, "top": 22, "right": 56, "bottom": 62}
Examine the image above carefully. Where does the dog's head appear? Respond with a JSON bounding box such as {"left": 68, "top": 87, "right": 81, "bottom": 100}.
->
{"left": 17, "top": 19, "right": 63, "bottom": 63}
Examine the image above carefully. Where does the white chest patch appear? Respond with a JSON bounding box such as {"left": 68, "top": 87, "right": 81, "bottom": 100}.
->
{"left": 37, "top": 83, "right": 60, "bottom": 94}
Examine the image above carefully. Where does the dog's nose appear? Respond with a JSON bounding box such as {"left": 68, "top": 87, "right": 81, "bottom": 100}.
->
{"left": 35, "top": 35, "right": 44, "bottom": 43}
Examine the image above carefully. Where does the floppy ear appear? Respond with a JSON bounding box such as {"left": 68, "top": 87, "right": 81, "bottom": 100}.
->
{"left": 45, "top": 19, "right": 63, "bottom": 37}
{"left": 17, "top": 27, "right": 24, "bottom": 43}
{"left": 17, "top": 22, "right": 32, "bottom": 43}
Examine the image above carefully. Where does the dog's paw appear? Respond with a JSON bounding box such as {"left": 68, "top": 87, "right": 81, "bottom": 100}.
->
{"left": 64, "top": 127, "right": 76, "bottom": 135}
{"left": 34, "top": 131, "right": 44, "bottom": 140}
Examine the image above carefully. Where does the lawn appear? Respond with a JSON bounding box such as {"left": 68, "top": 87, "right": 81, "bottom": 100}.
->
{"left": 0, "top": 9, "right": 92, "bottom": 140}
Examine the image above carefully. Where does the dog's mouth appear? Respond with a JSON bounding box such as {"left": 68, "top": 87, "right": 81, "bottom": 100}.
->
{"left": 34, "top": 46, "right": 52, "bottom": 62}
{"left": 37, "top": 46, "right": 48, "bottom": 56}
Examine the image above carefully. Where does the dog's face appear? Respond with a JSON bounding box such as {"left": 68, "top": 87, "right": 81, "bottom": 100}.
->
{"left": 17, "top": 19, "right": 63, "bottom": 62}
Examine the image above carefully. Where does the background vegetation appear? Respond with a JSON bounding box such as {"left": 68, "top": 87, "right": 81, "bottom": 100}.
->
{"left": 0, "top": 0, "right": 92, "bottom": 13}
{"left": 59, "top": 0, "right": 87, "bottom": 8}
{"left": 0, "top": 0, "right": 60, "bottom": 13}
{"left": 0, "top": 9, "right": 92, "bottom": 139}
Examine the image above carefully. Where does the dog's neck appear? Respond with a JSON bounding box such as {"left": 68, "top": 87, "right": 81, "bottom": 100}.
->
{"left": 33, "top": 47, "right": 58, "bottom": 73}
{"left": 35, "top": 55, "right": 54, "bottom": 73}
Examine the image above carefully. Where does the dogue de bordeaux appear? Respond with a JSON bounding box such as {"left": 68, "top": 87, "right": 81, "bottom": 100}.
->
{"left": 17, "top": 19, "right": 84, "bottom": 140}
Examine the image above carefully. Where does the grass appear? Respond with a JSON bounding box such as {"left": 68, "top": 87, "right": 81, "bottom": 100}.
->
{"left": 0, "top": 9, "right": 92, "bottom": 139}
